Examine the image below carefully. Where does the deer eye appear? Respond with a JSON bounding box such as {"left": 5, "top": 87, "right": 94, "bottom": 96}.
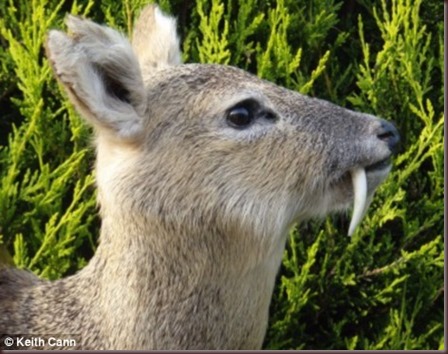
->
{"left": 226, "top": 106, "right": 253, "bottom": 129}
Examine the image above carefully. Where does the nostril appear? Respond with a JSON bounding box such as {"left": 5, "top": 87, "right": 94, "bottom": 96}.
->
{"left": 377, "top": 130, "right": 395, "bottom": 140}
{"left": 377, "top": 120, "right": 400, "bottom": 154}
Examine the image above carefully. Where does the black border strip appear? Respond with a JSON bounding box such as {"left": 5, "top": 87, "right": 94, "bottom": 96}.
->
{"left": 443, "top": 0, "right": 447, "bottom": 351}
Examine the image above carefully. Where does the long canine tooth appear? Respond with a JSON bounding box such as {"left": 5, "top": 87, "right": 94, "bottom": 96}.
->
{"left": 348, "top": 167, "right": 367, "bottom": 236}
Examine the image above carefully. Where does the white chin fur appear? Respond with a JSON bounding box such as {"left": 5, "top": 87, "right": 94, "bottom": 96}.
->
{"left": 348, "top": 167, "right": 367, "bottom": 236}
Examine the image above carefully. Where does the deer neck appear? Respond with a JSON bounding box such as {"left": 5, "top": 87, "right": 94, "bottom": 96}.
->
{"left": 79, "top": 211, "right": 285, "bottom": 349}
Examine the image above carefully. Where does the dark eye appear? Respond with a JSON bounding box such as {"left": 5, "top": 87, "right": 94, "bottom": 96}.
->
{"left": 226, "top": 106, "right": 253, "bottom": 129}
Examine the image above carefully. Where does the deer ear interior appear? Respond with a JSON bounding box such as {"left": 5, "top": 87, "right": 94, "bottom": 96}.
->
{"left": 93, "top": 63, "right": 132, "bottom": 105}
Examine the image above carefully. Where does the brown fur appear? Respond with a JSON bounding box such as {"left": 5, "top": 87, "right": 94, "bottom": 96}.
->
{"left": 0, "top": 5, "right": 398, "bottom": 350}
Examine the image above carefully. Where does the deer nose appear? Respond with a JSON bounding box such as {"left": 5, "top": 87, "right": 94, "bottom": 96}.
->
{"left": 377, "top": 120, "right": 400, "bottom": 154}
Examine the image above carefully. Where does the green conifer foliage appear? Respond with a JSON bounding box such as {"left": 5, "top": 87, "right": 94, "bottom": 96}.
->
{"left": 0, "top": 0, "right": 443, "bottom": 349}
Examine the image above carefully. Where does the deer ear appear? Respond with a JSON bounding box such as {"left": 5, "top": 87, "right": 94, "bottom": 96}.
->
{"left": 46, "top": 16, "right": 146, "bottom": 142}
{"left": 132, "top": 5, "right": 181, "bottom": 77}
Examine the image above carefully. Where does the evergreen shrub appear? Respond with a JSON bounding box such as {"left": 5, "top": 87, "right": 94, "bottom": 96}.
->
{"left": 0, "top": 0, "right": 443, "bottom": 349}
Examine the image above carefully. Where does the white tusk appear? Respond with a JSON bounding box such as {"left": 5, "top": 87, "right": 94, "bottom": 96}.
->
{"left": 348, "top": 167, "right": 367, "bottom": 236}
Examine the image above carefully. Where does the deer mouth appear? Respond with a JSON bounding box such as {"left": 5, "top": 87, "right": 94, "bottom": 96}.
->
{"left": 365, "top": 157, "right": 392, "bottom": 173}
{"left": 347, "top": 157, "right": 392, "bottom": 236}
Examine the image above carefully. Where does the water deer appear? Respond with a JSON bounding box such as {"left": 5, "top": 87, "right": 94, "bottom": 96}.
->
{"left": 0, "top": 4, "right": 399, "bottom": 350}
